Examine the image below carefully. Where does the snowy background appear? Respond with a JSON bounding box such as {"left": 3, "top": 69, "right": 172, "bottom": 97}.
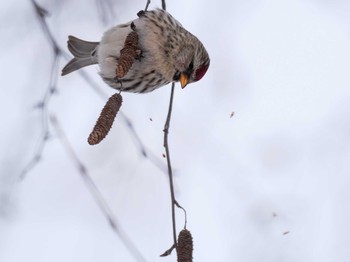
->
{"left": 1, "top": 0, "right": 350, "bottom": 261}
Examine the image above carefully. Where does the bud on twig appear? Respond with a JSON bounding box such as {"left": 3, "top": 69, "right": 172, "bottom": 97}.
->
{"left": 115, "top": 24, "right": 141, "bottom": 78}
{"left": 177, "top": 229, "right": 193, "bottom": 262}
{"left": 88, "top": 93, "right": 123, "bottom": 145}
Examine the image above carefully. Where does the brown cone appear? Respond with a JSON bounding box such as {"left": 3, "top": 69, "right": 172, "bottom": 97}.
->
{"left": 177, "top": 229, "right": 193, "bottom": 262}
{"left": 116, "top": 30, "right": 140, "bottom": 78}
{"left": 88, "top": 93, "right": 122, "bottom": 145}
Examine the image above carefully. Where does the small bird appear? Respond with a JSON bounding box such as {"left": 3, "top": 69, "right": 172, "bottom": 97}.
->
{"left": 62, "top": 9, "right": 210, "bottom": 93}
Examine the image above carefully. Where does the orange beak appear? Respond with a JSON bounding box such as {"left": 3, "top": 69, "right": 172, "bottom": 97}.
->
{"left": 179, "top": 73, "right": 189, "bottom": 89}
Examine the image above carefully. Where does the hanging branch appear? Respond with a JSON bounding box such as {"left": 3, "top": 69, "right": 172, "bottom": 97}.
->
{"left": 50, "top": 115, "right": 147, "bottom": 262}
{"left": 144, "top": 0, "right": 151, "bottom": 11}
{"left": 144, "top": 0, "right": 165, "bottom": 11}
{"left": 159, "top": 83, "right": 178, "bottom": 258}
{"left": 161, "top": 0, "right": 166, "bottom": 10}
{"left": 159, "top": 83, "right": 189, "bottom": 258}
{"left": 163, "top": 83, "right": 177, "bottom": 246}
{"left": 154, "top": 1, "right": 190, "bottom": 259}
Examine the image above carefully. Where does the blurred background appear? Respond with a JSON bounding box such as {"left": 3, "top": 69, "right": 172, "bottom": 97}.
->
{"left": 1, "top": 0, "right": 350, "bottom": 261}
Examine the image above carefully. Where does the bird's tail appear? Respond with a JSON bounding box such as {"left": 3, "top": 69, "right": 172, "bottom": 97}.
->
{"left": 61, "top": 36, "right": 99, "bottom": 76}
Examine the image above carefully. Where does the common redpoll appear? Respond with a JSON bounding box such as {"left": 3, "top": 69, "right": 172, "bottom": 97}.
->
{"left": 62, "top": 9, "right": 210, "bottom": 93}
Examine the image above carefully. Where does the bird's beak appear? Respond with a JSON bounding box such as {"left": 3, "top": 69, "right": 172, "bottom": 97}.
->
{"left": 179, "top": 73, "right": 189, "bottom": 89}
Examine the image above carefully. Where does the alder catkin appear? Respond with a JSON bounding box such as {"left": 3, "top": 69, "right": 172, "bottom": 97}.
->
{"left": 115, "top": 30, "right": 140, "bottom": 78}
{"left": 177, "top": 229, "right": 193, "bottom": 262}
{"left": 88, "top": 93, "right": 123, "bottom": 145}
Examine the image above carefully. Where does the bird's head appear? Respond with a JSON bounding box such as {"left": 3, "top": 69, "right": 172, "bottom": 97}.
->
{"left": 173, "top": 39, "right": 210, "bottom": 88}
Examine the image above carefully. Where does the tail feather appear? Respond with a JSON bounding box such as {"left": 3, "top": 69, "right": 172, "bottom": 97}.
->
{"left": 62, "top": 36, "right": 99, "bottom": 76}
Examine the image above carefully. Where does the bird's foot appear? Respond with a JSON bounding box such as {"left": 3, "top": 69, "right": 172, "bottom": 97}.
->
{"left": 135, "top": 49, "right": 143, "bottom": 61}
{"left": 137, "top": 10, "right": 146, "bottom": 17}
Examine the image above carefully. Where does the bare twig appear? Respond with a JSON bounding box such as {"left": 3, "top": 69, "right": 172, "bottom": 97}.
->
{"left": 20, "top": 1, "right": 60, "bottom": 180}
{"left": 144, "top": 0, "right": 151, "bottom": 11}
{"left": 144, "top": 0, "right": 165, "bottom": 12}
{"left": 158, "top": 1, "right": 190, "bottom": 258}
{"left": 50, "top": 115, "right": 147, "bottom": 262}
{"left": 175, "top": 200, "right": 187, "bottom": 229}
{"left": 163, "top": 83, "right": 178, "bottom": 250}
{"left": 30, "top": 0, "right": 60, "bottom": 53}
{"left": 161, "top": 0, "right": 166, "bottom": 10}
{"left": 160, "top": 244, "right": 176, "bottom": 257}
{"left": 161, "top": 82, "right": 188, "bottom": 259}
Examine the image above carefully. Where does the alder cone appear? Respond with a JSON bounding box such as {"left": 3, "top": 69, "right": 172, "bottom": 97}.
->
{"left": 115, "top": 30, "right": 140, "bottom": 79}
{"left": 88, "top": 93, "right": 122, "bottom": 145}
{"left": 177, "top": 229, "right": 193, "bottom": 262}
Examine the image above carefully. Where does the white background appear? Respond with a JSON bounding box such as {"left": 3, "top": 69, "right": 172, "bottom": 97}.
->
{"left": 1, "top": 0, "right": 350, "bottom": 261}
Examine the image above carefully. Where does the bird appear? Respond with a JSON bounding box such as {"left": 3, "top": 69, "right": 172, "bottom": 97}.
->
{"left": 61, "top": 9, "right": 210, "bottom": 93}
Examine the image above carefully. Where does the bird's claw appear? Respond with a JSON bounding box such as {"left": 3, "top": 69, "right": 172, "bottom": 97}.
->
{"left": 137, "top": 10, "right": 145, "bottom": 17}
{"left": 135, "top": 49, "right": 143, "bottom": 61}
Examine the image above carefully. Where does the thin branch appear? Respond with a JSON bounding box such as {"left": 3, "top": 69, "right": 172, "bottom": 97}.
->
{"left": 30, "top": 0, "right": 60, "bottom": 53}
{"left": 175, "top": 200, "right": 187, "bottom": 229}
{"left": 161, "top": 0, "right": 166, "bottom": 10}
{"left": 144, "top": 0, "right": 151, "bottom": 11}
{"left": 163, "top": 82, "right": 177, "bottom": 247}
{"left": 144, "top": 0, "right": 165, "bottom": 12}
{"left": 50, "top": 115, "right": 148, "bottom": 262}
{"left": 20, "top": 2, "right": 60, "bottom": 180}
{"left": 158, "top": 1, "right": 190, "bottom": 258}
{"left": 160, "top": 244, "right": 176, "bottom": 257}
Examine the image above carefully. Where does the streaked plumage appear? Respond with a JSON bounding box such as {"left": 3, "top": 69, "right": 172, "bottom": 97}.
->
{"left": 62, "top": 9, "right": 210, "bottom": 93}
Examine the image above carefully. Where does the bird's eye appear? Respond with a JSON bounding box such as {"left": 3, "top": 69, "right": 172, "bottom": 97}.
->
{"left": 189, "top": 61, "right": 194, "bottom": 70}
{"left": 173, "top": 71, "right": 180, "bottom": 81}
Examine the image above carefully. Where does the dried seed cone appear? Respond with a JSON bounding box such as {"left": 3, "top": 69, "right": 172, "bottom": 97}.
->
{"left": 116, "top": 31, "right": 140, "bottom": 78}
{"left": 177, "top": 229, "right": 193, "bottom": 262}
{"left": 88, "top": 93, "right": 123, "bottom": 145}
